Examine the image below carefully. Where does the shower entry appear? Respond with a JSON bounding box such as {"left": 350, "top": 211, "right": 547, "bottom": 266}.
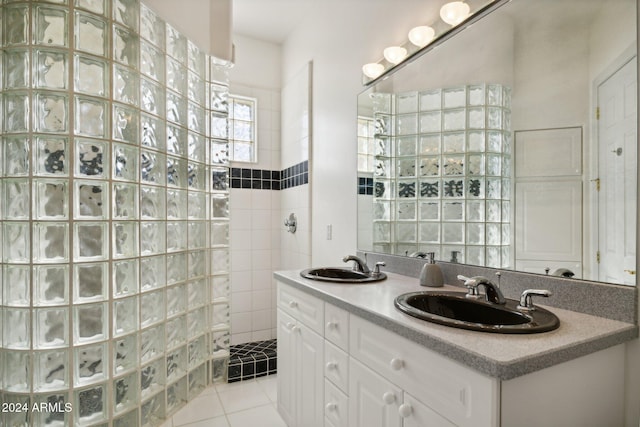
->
{"left": 0, "top": 1, "right": 232, "bottom": 425}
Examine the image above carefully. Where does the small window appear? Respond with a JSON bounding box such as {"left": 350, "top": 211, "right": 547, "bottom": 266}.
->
{"left": 228, "top": 95, "right": 257, "bottom": 163}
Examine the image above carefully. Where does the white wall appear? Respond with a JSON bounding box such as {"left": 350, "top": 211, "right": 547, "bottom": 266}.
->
{"left": 281, "top": 1, "right": 437, "bottom": 266}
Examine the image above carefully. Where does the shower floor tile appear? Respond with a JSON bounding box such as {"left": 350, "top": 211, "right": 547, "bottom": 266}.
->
{"left": 163, "top": 375, "right": 284, "bottom": 427}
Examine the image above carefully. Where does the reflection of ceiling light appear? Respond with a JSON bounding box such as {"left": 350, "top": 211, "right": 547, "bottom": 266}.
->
{"left": 383, "top": 46, "right": 407, "bottom": 65}
{"left": 408, "top": 26, "right": 436, "bottom": 48}
{"left": 440, "top": 1, "right": 470, "bottom": 26}
{"left": 362, "top": 63, "right": 385, "bottom": 79}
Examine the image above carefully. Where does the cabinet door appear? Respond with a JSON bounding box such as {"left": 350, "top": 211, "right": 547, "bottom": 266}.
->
{"left": 349, "top": 358, "right": 402, "bottom": 427}
{"left": 402, "top": 393, "right": 456, "bottom": 427}
{"left": 277, "top": 309, "right": 296, "bottom": 426}
{"left": 298, "top": 322, "right": 325, "bottom": 427}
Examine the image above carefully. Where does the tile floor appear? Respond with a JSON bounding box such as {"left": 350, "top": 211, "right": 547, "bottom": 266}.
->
{"left": 159, "top": 375, "right": 286, "bottom": 427}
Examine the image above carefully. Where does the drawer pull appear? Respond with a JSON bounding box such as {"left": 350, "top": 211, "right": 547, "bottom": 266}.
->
{"left": 398, "top": 403, "right": 413, "bottom": 418}
{"left": 390, "top": 358, "right": 404, "bottom": 371}
{"left": 382, "top": 391, "right": 396, "bottom": 404}
{"left": 326, "top": 402, "right": 337, "bottom": 412}
{"left": 288, "top": 301, "right": 298, "bottom": 308}
{"left": 286, "top": 322, "right": 295, "bottom": 330}
{"left": 326, "top": 321, "right": 337, "bottom": 330}
{"left": 326, "top": 362, "right": 337, "bottom": 370}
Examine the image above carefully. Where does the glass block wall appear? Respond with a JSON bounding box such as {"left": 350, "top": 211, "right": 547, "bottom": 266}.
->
{"left": 0, "top": 1, "right": 231, "bottom": 425}
{"left": 372, "top": 84, "right": 512, "bottom": 268}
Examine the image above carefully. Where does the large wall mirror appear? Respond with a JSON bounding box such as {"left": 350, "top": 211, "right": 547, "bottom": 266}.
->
{"left": 357, "top": 0, "right": 637, "bottom": 285}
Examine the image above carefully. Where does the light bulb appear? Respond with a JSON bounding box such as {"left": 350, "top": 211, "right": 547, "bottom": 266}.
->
{"left": 383, "top": 46, "right": 407, "bottom": 65}
{"left": 408, "top": 26, "right": 436, "bottom": 48}
{"left": 362, "top": 63, "right": 385, "bottom": 79}
{"left": 440, "top": 1, "right": 470, "bottom": 26}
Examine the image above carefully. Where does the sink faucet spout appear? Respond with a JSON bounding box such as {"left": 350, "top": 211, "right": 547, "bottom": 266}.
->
{"left": 343, "top": 255, "right": 370, "bottom": 274}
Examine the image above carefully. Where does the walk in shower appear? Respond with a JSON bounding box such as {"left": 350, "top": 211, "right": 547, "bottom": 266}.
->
{"left": 0, "top": 1, "right": 231, "bottom": 425}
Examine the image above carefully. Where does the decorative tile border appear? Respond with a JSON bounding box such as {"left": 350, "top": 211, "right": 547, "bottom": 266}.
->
{"left": 358, "top": 177, "right": 374, "bottom": 195}
{"left": 230, "top": 160, "right": 309, "bottom": 191}
{"left": 228, "top": 339, "right": 277, "bottom": 382}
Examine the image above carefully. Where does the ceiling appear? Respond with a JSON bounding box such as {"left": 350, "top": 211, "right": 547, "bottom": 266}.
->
{"left": 232, "top": 0, "right": 320, "bottom": 44}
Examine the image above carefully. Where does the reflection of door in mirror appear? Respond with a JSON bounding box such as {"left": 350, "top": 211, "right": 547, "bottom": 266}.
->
{"left": 597, "top": 55, "right": 637, "bottom": 285}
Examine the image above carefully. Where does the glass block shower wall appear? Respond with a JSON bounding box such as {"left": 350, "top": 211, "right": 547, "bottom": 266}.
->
{"left": 372, "top": 85, "right": 512, "bottom": 268}
{"left": 0, "top": 1, "right": 231, "bottom": 426}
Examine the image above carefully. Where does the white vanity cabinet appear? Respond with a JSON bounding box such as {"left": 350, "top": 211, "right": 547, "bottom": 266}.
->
{"left": 277, "top": 285, "right": 325, "bottom": 427}
{"left": 276, "top": 281, "right": 628, "bottom": 427}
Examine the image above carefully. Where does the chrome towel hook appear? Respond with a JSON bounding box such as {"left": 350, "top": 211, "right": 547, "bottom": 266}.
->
{"left": 284, "top": 213, "right": 297, "bottom": 233}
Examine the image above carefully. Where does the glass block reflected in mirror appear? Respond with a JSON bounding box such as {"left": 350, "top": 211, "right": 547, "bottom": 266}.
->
{"left": 443, "top": 179, "right": 464, "bottom": 198}
{"left": 140, "top": 186, "right": 165, "bottom": 219}
{"left": 75, "top": 55, "right": 108, "bottom": 97}
{"left": 188, "top": 162, "right": 206, "bottom": 190}
{"left": 420, "top": 111, "right": 441, "bottom": 133}
{"left": 140, "top": 324, "right": 164, "bottom": 363}
{"left": 188, "top": 40, "right": 205, "bottom": 76}
{"left": 140, "top": 255, "right": 166, "bottom": 292}
{"left": 166, "top": 221, "right": 187, "bottom": 252}
{"left": 108, "top": 144, "right": 136, "bottom": 183}
{"left": 74, "top": 304, "right": 107, "bottom": 345}
{"left": 167, "top": 156, "right": 186, "bottom": 187}
{"left": 187, "top": 308, "right": 205, "bottom": 339}
{"left": 166, "top": 346, "right": 187, "bottom": 381}
{"left": 211, "top": 248, "right": 229, "bottom": 274}
{"left": 211, "top": 140, "right": 229, "bottom": 165}
{"left": 210, "top": 113, "right": 228, "bottom": 139}
{"left": 113, "top": 183, "right": 138, "bottom": 219}
{"left": 211, "top": 194, "right": 229, "bottom": 219}
{"left": 188, "top": 222, "right": 206, "bottom": 249}
{"left": 3, "top": 137, "right": 29, "bottom": 177}
{"left": 167, "top": 92, "right": 186, "bottom": 125}
{"left": 443, "top": 109, "right": 465, "bottom": 131}
{"left": 467, "top": 223, "right": 485, "bottom": 245}
{"left": 211, "top": 167, "right": 228, "bottom": 192}
{"left": 167, "top": 57, "right": 187, "bottom": 94}
{"left": 113, "top": 259, "right": 139, "bottom": 298}
{"left": 188, "top": 102, "right": 205, "bottom": 134}
{"left": 75, "top": 97, "right": 107, "bottom": 138}
{"left": 74, "top": 262, "right": 107, "bottom": 303}
{"left": 397, "top": 201, "right": 416, "bottom": 220}
{"left": 34, "top": 6, "right": 68, "bottom": 47}
{"left": 188, "top": 71, "right": 206, "bottom": 106}
{"left": 188, "top": 192, "right": 207, "bottom": 219}
{"left": 396, "top": 223, "right": 417, "bottom": 243}
{"left": 34, "top": 136, "right": 67, "bottom": 176}
{"left": 188, "top": 132, "right": 206, "bottom": 162}
{"left": 167, "top": 376, "right": 187, "bottom": 414}
{"left": 31, "top": 394, "right": 70, "bottom": 426}
{"left": 35, "top": 50, "right": 68, "bottom": 89}
{"left": 114, "top": 297, "right": 139, "bottom": 337}
{"left": 188, "top": 335, "right": 206, "bottom": 368}
{"left": 113, "top": 334, "right": 137, "bottom": 375}
{"left": 211, "top": 83, "right": 229, "bottom": 113}
{"left": 113, "top": 105, "right": 139, "bottom": 143}
{"left": 419, "top": 222, "right": 440, "bottom": 243}
{"left": 141, "top": 150, "right": 166, "bottom": 185}
{"left": 167, "top": 253, "right": 187, "bottom": 284}
{"left": 140, "top": 363, "right": 165, "bottom": 410}
{"left": 75, "top": 13, "right": 107, "bottom": 56}
{"left": 140, "top": 290, "right": 165, "bottom": 328}
{"left": 113, "top": 221, "right": 139, "bottom": 258}
{"left": 114, "top": 0, "right": 139, "bottom": 30}
{"left": 166, "top": 189, "right": 187, "bottom": 219}
{"left": 211, "top": 276, "right": 230, "bottom": 302}
{"left": 397, "top": 159, "right": 416, "bottom": 178}
{"left": 140, "top": 221, "right": 166, "bottom": 255}
{"left": 167, "top": 284, "right": 187, "bottom": 318}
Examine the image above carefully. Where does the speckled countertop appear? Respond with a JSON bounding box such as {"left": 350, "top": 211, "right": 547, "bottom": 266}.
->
{"left": 274, "top": 269, "right": 638, "bottom": 381}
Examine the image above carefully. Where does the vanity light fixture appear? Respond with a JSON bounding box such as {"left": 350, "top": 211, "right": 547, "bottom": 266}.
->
{"left": 383, "top": 46, "right": 408, "bottom": 65}
{"left": 408, "top": 25, "right": 436, "bottom": 48}
{"left": 362, "top": 63, "right": 385, "bottom": 79}
{"left": 440, "top": 1, "right": 471, "bottom": 26}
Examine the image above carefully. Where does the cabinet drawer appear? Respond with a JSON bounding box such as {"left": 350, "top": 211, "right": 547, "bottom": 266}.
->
{"left": 324, "top": 341, "right": 348, "bottom": 393}
{"left": 277, "top": 282, "right": 324, "bottom": 334}
{"left": 349, "top": 315, "right": 498, "bottom": 427}
{"left": 325, "top": 379, "right": 348, "bottom": 427}
{"left": 402, "top": 393, "right": 456, "bottom": 427}
{"left": 324, "top": 303, "right": 349, "bottom": 351}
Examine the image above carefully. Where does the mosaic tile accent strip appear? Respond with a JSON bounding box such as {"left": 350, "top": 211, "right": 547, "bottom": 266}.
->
{"left": 228, "top": 339, "right": 277, "bottom": 383}
{"left": 230, "top": 160, "right": 309, "bottom": 190}
{"left": 358, "top": 177, "right": 374, "bottom": 195}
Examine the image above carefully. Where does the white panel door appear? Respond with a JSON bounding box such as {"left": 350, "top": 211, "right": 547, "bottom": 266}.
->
{"left": 515, "top": 127, "right": 582, "bottom": 178}
{"left": 277, "top": 309, "right": 296, "bottom": 426}
{"left": 297, "top": 321, "right": 324, "bottom": 427}
{"left": 597, "top": 56, "right": 637, "bottom": 284}
{"left": 349, "top": 358, "right": 402, "bottom": 427}
{"left": 515, "top": 180, "right": 582, "bottom": 261}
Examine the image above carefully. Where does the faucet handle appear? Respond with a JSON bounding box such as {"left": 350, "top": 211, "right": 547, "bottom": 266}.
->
{"left": 373, "top": 262, "right": 386, "bottom": 275}
{"left": 518, "top": 289, "right": 552, "bottom": 311}
{"left": 457, "top": 275, "right": 481, "bottom": 298}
